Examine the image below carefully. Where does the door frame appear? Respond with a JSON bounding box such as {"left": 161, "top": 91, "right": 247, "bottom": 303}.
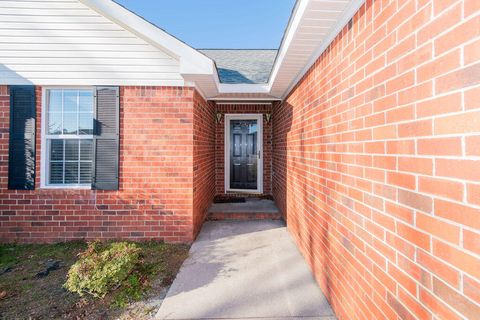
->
{"left": 224, "top": 113, "right": 263, "bottom": 194}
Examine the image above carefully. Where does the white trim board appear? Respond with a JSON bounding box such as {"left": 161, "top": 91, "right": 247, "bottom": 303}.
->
{"left": 224, "top": 114, "right": 264, "bottom": 194}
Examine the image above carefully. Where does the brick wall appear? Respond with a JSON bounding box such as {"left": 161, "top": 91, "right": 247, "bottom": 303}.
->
{"left": 273, "top": 1, "right": 480, "bottom": 319}
{"left": 0, "top": 85, "right": 206, "bottom": 243}
{"left": 193, "top": 91, "right": 216, "bottom": 236}
{"left": 215, "top": 103, "right": 273, "bottom": 196}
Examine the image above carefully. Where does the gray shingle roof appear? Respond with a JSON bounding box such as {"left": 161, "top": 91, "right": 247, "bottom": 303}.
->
{"left": 199, "top": 49, "right": 278, "bottom": 84}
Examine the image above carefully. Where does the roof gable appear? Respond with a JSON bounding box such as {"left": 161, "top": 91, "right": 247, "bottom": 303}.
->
{"left": 79, "top": 0, "right": 215, "bottom": 76}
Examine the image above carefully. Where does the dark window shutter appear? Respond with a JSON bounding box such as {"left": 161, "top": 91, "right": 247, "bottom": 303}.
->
{"left": 92, "top": 87, "right": 119, "bottom": 190}
{"left": 8, "top": 85, "right": 36, "bottom": 190}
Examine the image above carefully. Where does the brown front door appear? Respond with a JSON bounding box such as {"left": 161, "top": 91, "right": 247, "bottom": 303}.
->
{"left": 230, "top": 119, "right": 258, "bottom": 190}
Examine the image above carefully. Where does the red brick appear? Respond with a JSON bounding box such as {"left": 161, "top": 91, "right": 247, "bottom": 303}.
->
{"left": 436, "top": 159, "right": 480, "bottom": 182}
{"left": 418, "top": 176, "right": 463, "bottom": 201}
{"left": 397, "top": 222, "right": 431, "bottom": 251}
{"left": 398, "top": 81, "right": 433, "bottom": 105}
{"left": 434, "top": 240, "right": 480, "bottom": 279}
{"left": 463, "top": 230, "right": 480, "bottom": 256}
{"left": 417, "top": 137, "right": 462, "bottom": 156}
{"left": 464, "top": 38, "right": 480, "bottom": 65}
{"left": 464, "top": 86, "right": 480, "bottom": 110}
{"left": 398, "top": 119, "right": 432, "bottom": 137}
{"left": 435, "top": 199, "right": 480, "bottom": 230}
{"left": 398, "top": 189, "right": 432, "bottom": 213}
{"left": 418, "top": 3, "right": 462, "bottom": 43}
{"left": 416, "top": 93, "right": 462, "bottom": 118}
{"left": 466, "top": 136, "right": 480, "bottom": 156}
{"left": 436, "top": 63, "right": 480, "bottom": 95}
{"left": 386, "top": 140, "right": 415, "bottom": 154}
{"left": 386, "top": 71, "right": 415, "bottom": 94}
{"left": 388, "top": 263, "right": 417, "bottom": 296}
{"left": 467, "top": 183, "right": 480, "bottom": 206}
{"left": 434, "top": 16, "right": 480, "bottom": 56}
{"left": 372, "top": 124, "right": 397, "bottom": 139}
{"left": 417, "top": 49, "right": 461, "bottom": 83}
{"left": 433, "top": 277, "right": 480, "bottom": 319}
{"left": 416, "top": 212, "right": 460, "bottom": 244}
{"left": 464, "top": 0, "right": 480, "bottom": 17}
{"left": 417, "top": 250, "right": 460, "bottom": 288}
{"left": 398, "top": 287, "right": 432, "bottom": 320}
{"left": 387, "top": 172, "right": 416, "bottom": 190}
{"left": 419, "top": 288, "right": 463, "bottom": 320}
{"left": 386, "top": 104, "right": 415, "bottom": 123}
{"left": 399, "top": 157, "right": 433, "bottom": 175}
{"left": 463, "top": 275, "right": 480, "bottom": 305}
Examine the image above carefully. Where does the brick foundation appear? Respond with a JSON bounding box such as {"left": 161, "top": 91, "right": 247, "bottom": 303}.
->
{"left": 273, "top": 1, "right": 480, "bottom": 319}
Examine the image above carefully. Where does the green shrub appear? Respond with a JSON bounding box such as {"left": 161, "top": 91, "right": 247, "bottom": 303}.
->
{"left": 112, "top": 274, "right": 143, "bottom": 308}
{"left": 64, "top": 241, "right": 140, "bottom": 298}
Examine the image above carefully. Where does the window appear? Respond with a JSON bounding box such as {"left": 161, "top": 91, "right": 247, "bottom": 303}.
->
{"left": 43, "top": 89, "right": 94, "bottom": 187}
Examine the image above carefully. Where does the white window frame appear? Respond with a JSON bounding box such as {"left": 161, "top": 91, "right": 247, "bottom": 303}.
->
{"left": 40, "top": 86, "right": 95, "bottom": 189}
{"left": 224, "top": 113, "right": 263, "bottom": 194}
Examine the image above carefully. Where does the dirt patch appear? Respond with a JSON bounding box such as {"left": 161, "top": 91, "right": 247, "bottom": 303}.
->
{"left": 0, "top": 241, "right": 189, "bottom": 320}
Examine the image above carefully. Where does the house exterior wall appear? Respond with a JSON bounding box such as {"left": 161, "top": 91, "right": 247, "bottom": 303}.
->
{"left": 215, "top": 103, "right": 273, "bottom": 196}
{"left": 0, "top": 85, "right": 210, "bottom": 243}
{"left": 273, "top": 1, "right": 480, "bottom": 319}
{"left": 0, "top": 0, "right": 183, "bottom": 86}
{"left": 193, "top": 91, "right": 216, "bottom": 236}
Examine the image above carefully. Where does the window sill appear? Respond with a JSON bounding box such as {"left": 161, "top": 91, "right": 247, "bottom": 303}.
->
{"left": 40, "top": 185, "right": 92, "bottom": 190}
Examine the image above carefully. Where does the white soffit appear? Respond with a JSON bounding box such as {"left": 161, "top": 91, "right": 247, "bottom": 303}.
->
{"left": 269, "top": 0, "right": 366, "bottom": 99}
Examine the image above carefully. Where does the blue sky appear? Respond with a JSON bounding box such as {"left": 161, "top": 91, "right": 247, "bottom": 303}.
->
{"left": 115, "top": 0, "right": 296, "bottom": 49}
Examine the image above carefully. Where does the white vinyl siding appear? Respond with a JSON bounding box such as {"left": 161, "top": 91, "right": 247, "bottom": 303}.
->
{"left": 0, "top": 0, "right": 183, "bottom": 86}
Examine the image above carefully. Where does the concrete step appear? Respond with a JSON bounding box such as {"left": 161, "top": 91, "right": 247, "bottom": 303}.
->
{"left": 207, "top": 211, "right": 282, "bottom": 221}
{"left": 207, "top": 198, "right": 282, "bottom": 221}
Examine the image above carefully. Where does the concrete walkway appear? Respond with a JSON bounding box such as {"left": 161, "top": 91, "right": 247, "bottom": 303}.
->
{"left": 156, "top": 220, "right": 336, "bottom": 320}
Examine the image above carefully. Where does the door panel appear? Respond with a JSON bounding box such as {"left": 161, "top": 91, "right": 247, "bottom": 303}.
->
{"left": 230, "top": 119, "right": 258, "bottom": 190}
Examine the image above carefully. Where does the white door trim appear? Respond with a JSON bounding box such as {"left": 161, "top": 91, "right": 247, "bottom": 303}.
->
{"left": 224, "top": 113, "right": 263, "bottom": 194}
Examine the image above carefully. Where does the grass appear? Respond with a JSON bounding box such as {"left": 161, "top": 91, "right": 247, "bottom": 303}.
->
{"left": 0, "top": 241, "right": 189, "bottom": 319}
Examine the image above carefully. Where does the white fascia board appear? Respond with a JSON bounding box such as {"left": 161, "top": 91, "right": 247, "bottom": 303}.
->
{"left": 279, "top": 0, "right": 366, "bottom": 99}
{"left": 79, "top": 0, "right": 215, "bottom": 76}
{"left": 267, "top": 0, "right": 310, "bottom": 89}
{"left": 214, "top": 99, "right": 280, "bottom": 102}
{"left": 218, "top": 83, "right": 270, "bottom": 94}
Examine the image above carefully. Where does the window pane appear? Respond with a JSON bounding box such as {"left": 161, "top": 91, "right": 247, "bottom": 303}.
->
{"left": 65, "top": 140, "right": 79, "bottom": 161}
{"left": 48, "top": 90, "right": 62, "bottom": 113}
{"left": 79, "top": 113, "right": 93, "bottom": 135}
{"left": 63, "top": 90, "right": 77, "bottom": 113}
{"left": 63, "top": 113, "right": 77, "bottom": 134}
{"left": 49, "top": 162, "right": 63, "bottom": 184}
{"left": 79, "top": 90, "right": 93, "bottom": 113}
{"left": 80, "top": 162, "right": 92, "bottom": 184}
{"left": 65, "top": 162, "right": 79, "bottom": 184}
{"left": 48, "top": 112, "right": 62, "bottom": 134}
{"left": 50, "top": 140, "right": 64, "bottom": 161}
{"left": 80, "top": 140, "right": 93, "bottom": 161}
